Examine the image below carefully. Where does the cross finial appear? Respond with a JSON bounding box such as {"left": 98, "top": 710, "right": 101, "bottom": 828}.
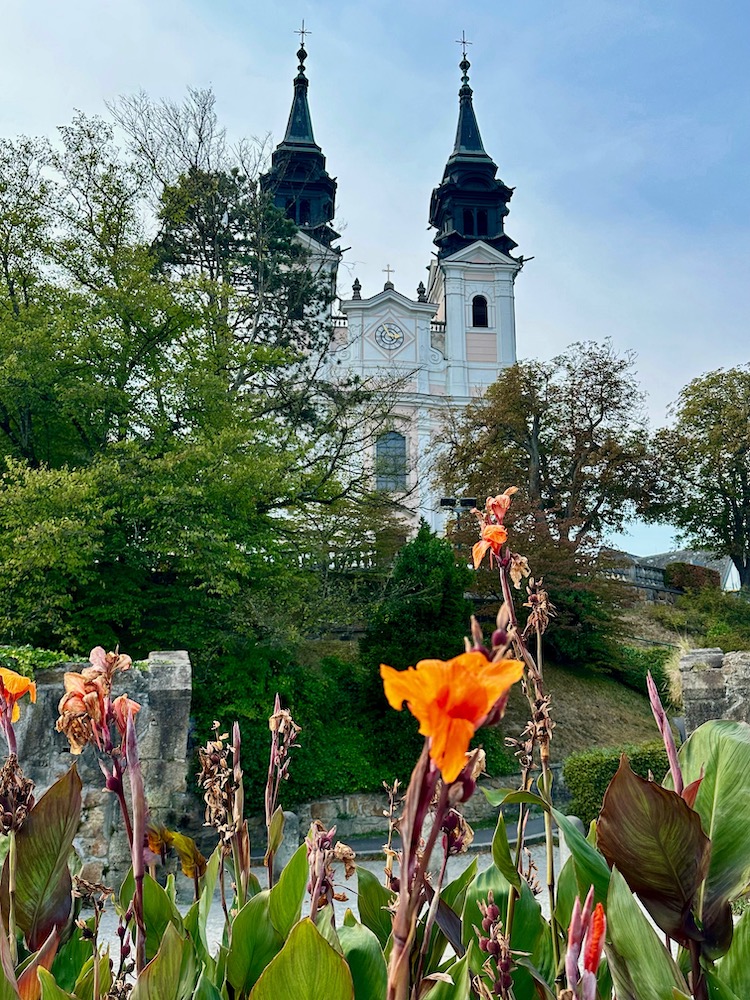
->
{"left": 455, "top": 31, "right": 472, "bottom": 58}
{"left": 382, "top": 264, "right": 395, "bottom": 284}
{"left": 295, "top": 20, "right": 311, "bottom": 45}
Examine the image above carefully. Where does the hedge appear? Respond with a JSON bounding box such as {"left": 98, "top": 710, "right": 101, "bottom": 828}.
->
{"left": 563, "top": 740, "right": 670, "bottom": 826}
{"left": 663, "top": 561, "right": 721, "bottom": 592}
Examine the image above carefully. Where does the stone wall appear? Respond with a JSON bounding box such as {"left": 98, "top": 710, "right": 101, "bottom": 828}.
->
{"left": 680, "top": 647, "right": 750, "bottom": 733}
{"left": 295, "top": 763, "right": 570, "bottom": 840}
{"left": 14, "top": 651, "right": 193, "bottom": 882}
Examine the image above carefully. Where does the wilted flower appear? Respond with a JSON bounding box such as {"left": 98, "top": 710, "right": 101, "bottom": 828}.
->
{"left": 0, "top": 753, "right": 35, "bottom": 833}
{"left": 471, "top": 488, "right": 518, "bottom": 570}
{"left": 508, "top": 553, "right": 531, "bottom": 590}
{"left": 197, "top": 723, "right": 238, "bottom": 844}
{"left": 440, "top": 808, "right": 474, "bottom": 856}
{"left": 380, "top": 652, "right": 523, "bottom": 783}
{"left": 112, "top": 694, "right": 141, "bottom": 741}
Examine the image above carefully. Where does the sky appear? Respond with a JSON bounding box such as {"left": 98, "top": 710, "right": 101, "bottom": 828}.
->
{"left": 3, "top": 0, "right": 749, "bottom": 554}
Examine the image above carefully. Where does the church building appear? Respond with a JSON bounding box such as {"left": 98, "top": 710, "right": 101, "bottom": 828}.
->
{"left": 260, "top": 40, "right": 523, "bottom": 532}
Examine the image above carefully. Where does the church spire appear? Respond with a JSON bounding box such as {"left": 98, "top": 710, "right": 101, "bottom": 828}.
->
{"left": 259, "top": 29, "right": 339, "bottom": 248}
{"left": 428, "top": 45, "right": 518, "bottom": 259}
{"left": 282, "top": 43, "right": 317, "bottom": 147}
{"left": 452, "top": 53, "right": 486, "bottom": 156}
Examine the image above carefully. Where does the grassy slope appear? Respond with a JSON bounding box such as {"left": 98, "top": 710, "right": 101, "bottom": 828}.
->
{"left": 499, "top": 661, "right": 658, "bottom": 763}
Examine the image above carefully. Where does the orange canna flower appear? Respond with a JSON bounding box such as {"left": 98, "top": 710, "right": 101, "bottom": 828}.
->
{"left": 472, "top": 523, "right": 508, "bottom": 570}
{"left": 380, "top": 651, "right": 524, "bottom": 782}
{"left": 0, "top": 668, "right": 37, "bottom": 723}
{"left": 485, "top": 487, "right": 518, "bottom": 522}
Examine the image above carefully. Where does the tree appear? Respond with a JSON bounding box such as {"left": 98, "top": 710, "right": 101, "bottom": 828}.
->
{"left": 0, "top": 97, "right": 396, "bottom": 654}
{"left": 438, "top": 341, "right": 649, "bottom": 665}
{"left": 648, "top": 366, "right": 750, "bottom": 590}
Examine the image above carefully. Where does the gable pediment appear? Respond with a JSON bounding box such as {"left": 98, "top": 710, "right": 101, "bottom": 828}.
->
{"left": 443, "top": 241, "right": 520, "bottom": 267}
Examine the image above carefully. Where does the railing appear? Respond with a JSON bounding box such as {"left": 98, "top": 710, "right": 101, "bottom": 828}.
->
{"left": 430, "top": 321, "right": 446, "bottom": 334}
{"left": 332, "top": 315, "right": 349, "bottom": 328}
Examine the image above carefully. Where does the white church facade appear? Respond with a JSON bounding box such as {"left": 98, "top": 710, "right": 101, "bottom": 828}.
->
{"left": 260, "top": 42, "right": 523, "bottom": 532}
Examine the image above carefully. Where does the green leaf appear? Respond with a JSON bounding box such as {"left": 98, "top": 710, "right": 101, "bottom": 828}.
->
{"left": 72, "top": 951, "right": 112, "bottom": 1000}
{"left": 264, "top": 807, "right": 285, "bottom": 864}
{"left": 670, "top": 720, "right": 750, "bottom": 957}
{"left": 552, "top": 808, "right": 610, "bottom": 906}
{"left": 605, "top": 868, "right": 688, "bottom": 1000}
{"left": 225, "top": 890, "right": 283, "bottom": 995}
{"left": 597, "top": 756, "right": 710, "bottom": 945}
{"left": 269, "top": 844, "right": 308, "bottom": 939}
{"left": 703, "top": 967, "right": 742, "bottom": 1000}
{"left": 716, "top": 906, "right": 750, "bottom": 997}
{"left": 420, "top": 953, "right": 471, "bottom": 999}
{"left": 8, "top": 767, "right": 81, "bottom": 951}
{"left": 37, "top": 969, "right": 75, "bottom": 1000}
{"left": 191, "top": 969, "right": 223, "bottom": 1000}
{"left": 339, "top": 912, "right": 387, "bottom": 1000}
{"left": 249, "top": 918, "right": 354, "bottom": 1000}
{"left": 49, "top": 920, "right": 92, "bottom": 992}
{"left": 140, "top": 875, "right": 184, "bottom": 963}
{"left": 491, "top": 813, "right": 521, "bottom": 890}
{"left": 355, "top": 868, "right": 394, "bottom": 950}
{"left": 482, "top": 788, "right": 548, "bottom": 810}
{"left": 131, "top": 923, "right": 196, "bottom": 1000}
{"left": 422, "top": 859, "right": 477, "bottom": 974}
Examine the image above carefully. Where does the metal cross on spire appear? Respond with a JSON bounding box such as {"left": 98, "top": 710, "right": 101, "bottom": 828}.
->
{"left": 382, "top": 264, "right": 395, "bottom": 283}
{"left": 455, "top": 31, "right": 472, "bottom": 58}
{"left": 295, "top": 20, "right": 311, "bottom": 44}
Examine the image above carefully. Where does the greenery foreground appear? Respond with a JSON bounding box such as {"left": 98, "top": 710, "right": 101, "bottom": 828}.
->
{"left": 0, "top": 491, "right": 747, "bottom": 1000}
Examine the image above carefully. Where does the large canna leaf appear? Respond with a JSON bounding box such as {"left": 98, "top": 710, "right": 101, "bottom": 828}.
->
{"left": 668, "top": 720, "right": 750, "bottom": 958}
{"left": 605, "top": 868, "right": 688, "bottom": 1000}
{"left": 249, "top": 918, "right": 354, "bottom": 1000}
{"left": 552, "top": 808, "right": 610, "bottom": 907}
{"left": 36, "top": 969, "right": 75, "bottom": 1000}
{"left": 225, "top": 891, "right": 283, "bottom": 995}
{"left": 3, "top": 768, "right": 81, "bottom": 951}
{"left": 16, "top": 929, "right": 58, "bottom": 1000}
{"left": 268, "top": 844, "right": 308, "bottom": 939}
{"left": 338, "top": 911, "right": 387, "bottom": 1000}
{"left": 491, "top": 813, "right": 521, "bottom": 891}
{"left": 597, "top": 756, "right": 710, "bottom": 946}
{"left": 355, "top": 868, "right": 394, "bottom": 950}
{"left": 130, "top": 923, "right": 195, "bottom": 1000}
{"left": 420, "top": 952, "right": 471, "bottom": 999}
{"left": 716, "top": 906, "right": 750, "bottom": 998}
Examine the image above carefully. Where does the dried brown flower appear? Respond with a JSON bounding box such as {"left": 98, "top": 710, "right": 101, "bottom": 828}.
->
{"left": 197, "top": 722, "right": 239, "bottom": 844}
{"left": 0, "top": 754, "right": 35, "bottom": 834}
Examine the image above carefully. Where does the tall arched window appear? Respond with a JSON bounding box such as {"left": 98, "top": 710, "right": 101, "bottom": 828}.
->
{"left": 376, "top": 431, "right": 407, "bottom": 491}
{"left": 462, "top": 208, "right": 475, "bottom": 236}
{"left": 476, "top": 209, "right": 488, "bottom": 236}
{"left": 299, "top": 199, "right": 311, "bottom": 225}
{"left": 472, "top": 295, "right": 489, "bottom": 328}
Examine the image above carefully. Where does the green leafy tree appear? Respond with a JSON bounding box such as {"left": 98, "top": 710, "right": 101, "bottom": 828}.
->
{"left": 438, "top": 341, "right": 648, "bottom": 666}
{"left": 648, "top": 366, "right": 750, "bottom": 590}
{"left": 0, "top": 97, "right": 394, "bottom": 654}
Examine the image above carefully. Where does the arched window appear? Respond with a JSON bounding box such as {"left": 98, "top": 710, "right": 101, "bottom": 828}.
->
{"left": 472, "top": 295, "right": 489, "bottom": 328}
{"left": 285, "top": 198, "right": 296, "bottom": 221}
{"left": 462, "top": 208, "right": 475, "bottom": 236}
{"left": 299, "top": 199, "right": 311, "bottom": 225}
{"left": 476, "top": 209, "right": 488, "bottom": 236}
{"left": 376, "top": 431, "right": 407, "bottom": 491}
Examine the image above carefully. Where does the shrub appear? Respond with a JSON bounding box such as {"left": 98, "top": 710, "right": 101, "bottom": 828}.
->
{"left": 563, "top": 740, "right": 669, "bottom": 826}
{"left": 609, "top": 645, "right": 672, "bottom": 702}
{"left": 663, "top": 562, "right": 721, "bottom": 591}
{"left": 0, "top": 644, "right": 70, "bottom": 677}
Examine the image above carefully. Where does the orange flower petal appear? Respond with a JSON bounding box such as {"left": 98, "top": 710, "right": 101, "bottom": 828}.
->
{"left": 380, "top": 652, "right": 524, "bottom": 783}
{"left": 472, "top": 539, "right": 490, "bottom": 569}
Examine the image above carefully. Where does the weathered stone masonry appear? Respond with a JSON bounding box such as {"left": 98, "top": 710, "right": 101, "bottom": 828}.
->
{"left": 14, "top": 651, "right": 193, "bottom": 881}
{"left": 680, "top": 647, "right": 750, "bottom": 733}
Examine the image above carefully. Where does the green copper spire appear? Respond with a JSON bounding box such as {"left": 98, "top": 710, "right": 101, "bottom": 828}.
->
{"left": 283, "top": 44, "right": 318, "bottom": 147}
{"left": 452, "top": 55, "right": 487, "bottom": 156}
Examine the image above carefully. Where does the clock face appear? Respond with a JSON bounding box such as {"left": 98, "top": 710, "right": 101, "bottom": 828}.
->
{"left": 375, "top": 322, "right": 405, "bottom": 350}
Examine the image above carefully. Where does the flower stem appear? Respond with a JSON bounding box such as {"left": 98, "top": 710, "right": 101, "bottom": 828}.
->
{"left": 8, "top": 829, "right": 17, "bottom": 966}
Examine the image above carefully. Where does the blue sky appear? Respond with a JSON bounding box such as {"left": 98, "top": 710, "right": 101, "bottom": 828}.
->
{"left": 3, "top": 0, "right": 748, "bottom": 554}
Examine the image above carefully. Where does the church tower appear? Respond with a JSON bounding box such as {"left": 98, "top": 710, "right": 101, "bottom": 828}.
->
{"left": 427, "top": 47, "right": 522, "bottom": 400}
{"left": 260, "top": 39, "right": 340, "bottom": 252}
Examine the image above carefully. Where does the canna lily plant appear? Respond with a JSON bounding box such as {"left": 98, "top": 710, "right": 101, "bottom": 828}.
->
{"left": 0, "top": 490, "right": 748, "bottom": 999}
